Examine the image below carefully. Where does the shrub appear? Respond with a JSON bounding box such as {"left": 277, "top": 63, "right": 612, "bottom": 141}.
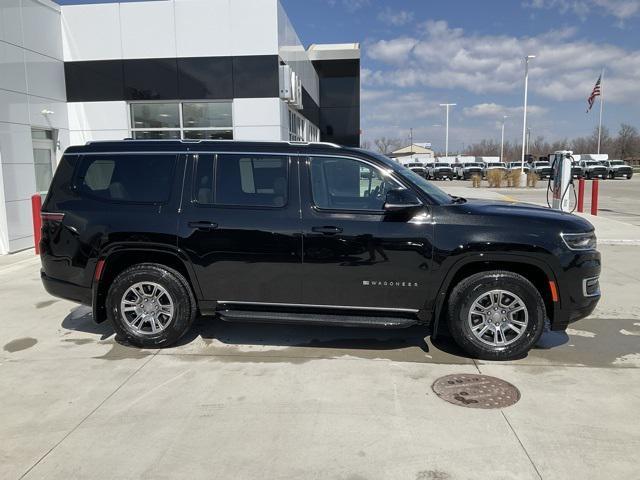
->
{"left": 527, "top": 172, "right": 539, "bottom": 188}
{"left": 471, "top": 174, "right": 481, "bottom": 187}
{"left": 487, "top": 169, "right": 504, "bottom": 187}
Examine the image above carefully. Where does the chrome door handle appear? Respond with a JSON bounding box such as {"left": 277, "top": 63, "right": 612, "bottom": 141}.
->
{"left": 188, "top": 221, "right": 219, "bottom": 231}
{"left": 312, "top": 226, "right": 343, "bottom": 235}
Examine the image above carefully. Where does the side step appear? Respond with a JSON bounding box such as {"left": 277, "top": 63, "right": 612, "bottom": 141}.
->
{"left": 217, "top": 309, "right": 418, "bottom": 329}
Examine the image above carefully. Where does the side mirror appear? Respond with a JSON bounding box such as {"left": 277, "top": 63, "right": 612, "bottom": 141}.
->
{"left": 383, "top": 188, "right": 422, "bottom": 211}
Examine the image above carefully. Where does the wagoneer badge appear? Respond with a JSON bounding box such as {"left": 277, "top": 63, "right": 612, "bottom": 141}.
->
{"left": 362, "top": 280, "right": 419, "bottom": 287}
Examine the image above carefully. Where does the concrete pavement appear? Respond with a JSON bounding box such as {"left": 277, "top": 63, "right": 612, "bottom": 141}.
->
{"left": 1, "top": 248, "right": 639, "bottom": 479}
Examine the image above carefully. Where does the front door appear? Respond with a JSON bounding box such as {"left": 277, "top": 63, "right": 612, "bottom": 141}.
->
{"left": 178, "top": 152, "right": 302, "bottom": 305}
{"left": 300, "top": 154, "right": 435, "bottom": 311}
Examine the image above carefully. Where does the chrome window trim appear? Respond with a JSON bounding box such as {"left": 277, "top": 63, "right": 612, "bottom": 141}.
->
{"left": 216, "top": 300, "right": 419, "bottom": 313}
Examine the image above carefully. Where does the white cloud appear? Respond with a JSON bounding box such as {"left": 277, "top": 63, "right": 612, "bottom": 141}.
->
{"left": 463, "top": 103, "right": 548, "bottom": 119}
{"left": 377, "top": 7, "right": 414, "bottom": 26}
{"left": 523, "top": 0, "right": 640, "bottom": 21}
{"left": 363, "top": 20, "right": 640, "bottom": 104}
{"left": 326, "top": 0, "right": 371, "bottom": 12}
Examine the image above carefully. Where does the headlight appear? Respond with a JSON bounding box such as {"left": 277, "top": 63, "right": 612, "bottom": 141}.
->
{"left": 561, "top": 232, "right": 597, "bottom": 251}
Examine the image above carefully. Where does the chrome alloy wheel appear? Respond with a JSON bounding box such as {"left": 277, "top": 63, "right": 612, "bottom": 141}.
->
{"left": 467, "top": 289, "right": 529, "bottom": 347}
{"left": 120, "top": 282, "right": 174, "bottom": 335}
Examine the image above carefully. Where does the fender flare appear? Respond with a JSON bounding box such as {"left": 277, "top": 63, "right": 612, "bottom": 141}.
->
{"left": 430, "top": 252, "right": 558, "bottom": 338}
{"left": 91, "top": 243, "right": 202, "bottom": 323}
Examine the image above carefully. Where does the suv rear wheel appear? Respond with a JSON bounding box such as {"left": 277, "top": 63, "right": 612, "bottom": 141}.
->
{"left": 447, "top": 270, "right": 545, "bottom": 360}
{"left": 106, "top": 263, "right": 196, "bottom": 348}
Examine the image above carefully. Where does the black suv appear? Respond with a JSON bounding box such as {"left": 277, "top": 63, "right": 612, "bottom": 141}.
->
{"left": 40, "top": 140, "right": 601, "bottom": 360}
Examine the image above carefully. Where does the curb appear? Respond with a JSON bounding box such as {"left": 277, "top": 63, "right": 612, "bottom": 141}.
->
{"left": 598, "top": 239, "right": 640, "bottom": 246}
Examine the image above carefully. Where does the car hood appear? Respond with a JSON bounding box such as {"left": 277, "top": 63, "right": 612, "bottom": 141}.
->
{"left": 449, "top": 198, "right": 594, "bottom": 233}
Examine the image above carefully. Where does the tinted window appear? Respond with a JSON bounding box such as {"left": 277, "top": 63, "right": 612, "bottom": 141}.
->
{"left": 232, "top": 56, "right": 279, "bottom": 98}
{"left": 64, "top": 60, "right": 124, "bottom": 102}
{"left": 177, "top": 57, "right": 233, "bottom": 99}
{"left": 77, "top": 154, "right": 176, "bottom": 203}
{"left": 213, "top": 154, "right": 288, "bottom": 207}
{"left": 123, "top": 58, "right": 178, "bottom": 100}
{"left": 310, "top": 156, "right": 401, "bottom": 211}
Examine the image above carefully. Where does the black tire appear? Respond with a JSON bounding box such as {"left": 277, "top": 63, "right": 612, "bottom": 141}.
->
{"left": 447, "top": 271, "right": 545, "bottom": 360}
{"left": 106, "top": 263, "right": 197, "bottom": 348}
{"left": 586, "top": 171, "right": 592, "bottom": 179}
{"left": 628, "top": 172, "right": 633, "bottom": 179}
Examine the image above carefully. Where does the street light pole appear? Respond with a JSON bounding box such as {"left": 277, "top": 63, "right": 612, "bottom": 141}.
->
{"left": 439, "top": 103, "right": 456, "bottom": 159}
{"left": 520, "top": 55, "right": 536, "bottom": 185}
{"left": 500, "top": 115, "right": 508, "bottom": 163}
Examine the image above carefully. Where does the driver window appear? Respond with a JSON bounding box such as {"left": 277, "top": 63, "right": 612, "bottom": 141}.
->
{"left": 309, "top": 156, "right": 400, "bottom": 210}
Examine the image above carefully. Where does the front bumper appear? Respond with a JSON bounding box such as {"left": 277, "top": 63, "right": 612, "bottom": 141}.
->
{"left": 432, "top": 170, "right": 453, "bottom": 179}
{"left": 552, "top": 250, "right": 601, "bottom": 330}
{"left": 611, "top": 168, "right": 632, "bottom": 177}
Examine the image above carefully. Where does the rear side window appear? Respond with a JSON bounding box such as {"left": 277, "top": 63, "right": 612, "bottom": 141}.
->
{"left": 194, "top": 153, "right": 288, "bottom": 207}
{"left": 76, "top": 154, "right": 176, "bottom": 203}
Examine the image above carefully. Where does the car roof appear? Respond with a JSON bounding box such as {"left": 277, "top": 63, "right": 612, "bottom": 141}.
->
{"left": 63, "top": 139, "right": 358, "bottom": 157}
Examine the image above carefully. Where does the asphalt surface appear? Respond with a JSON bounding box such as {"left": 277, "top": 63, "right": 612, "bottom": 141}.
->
{"left": 1, "top": 244, "right": 639, "bottom": 480}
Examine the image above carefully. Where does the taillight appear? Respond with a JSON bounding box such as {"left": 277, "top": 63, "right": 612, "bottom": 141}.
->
{"left": 41, "top": 212, "right": 65, "bottom": 222}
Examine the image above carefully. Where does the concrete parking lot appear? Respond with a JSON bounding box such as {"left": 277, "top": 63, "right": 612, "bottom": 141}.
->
{"left": 2, "top": 191, "right": 640, "bottom": 479}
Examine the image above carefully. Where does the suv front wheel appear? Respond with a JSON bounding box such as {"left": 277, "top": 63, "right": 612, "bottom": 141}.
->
{"left": 106, "top": 263, "right": 197, "bottom": 348}
{"left": 447, "top": 271, "right": 545, "bottom": 360}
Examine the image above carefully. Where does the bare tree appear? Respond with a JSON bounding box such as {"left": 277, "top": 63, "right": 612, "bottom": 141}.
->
{"left": 360, "top": 140, "right": 372, "bottom": 151}
{"left": 615, "top": 124, "right": 639, "bottom": 160}
{"left": 373, "top": 137, "right": 401, "bottom": 154}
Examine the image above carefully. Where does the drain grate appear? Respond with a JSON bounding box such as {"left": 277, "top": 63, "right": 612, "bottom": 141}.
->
{"left": 432, "top": 374, "right": 520, "bottom": 409}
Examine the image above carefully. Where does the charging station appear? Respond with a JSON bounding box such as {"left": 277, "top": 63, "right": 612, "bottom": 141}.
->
{"left": 549, "top": 150, "right": 574, "bottom": 212}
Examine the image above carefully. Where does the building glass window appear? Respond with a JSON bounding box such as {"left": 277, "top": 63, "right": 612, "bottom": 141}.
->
{"left": 288, "top": 108, "right": 319, "bottom": 142}
{"left": 130, "top": 102, "right": 233, "bottom": 140}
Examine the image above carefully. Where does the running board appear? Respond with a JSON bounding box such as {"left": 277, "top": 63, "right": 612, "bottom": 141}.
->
{"left": 217, "top": 309, "right": 418, "bottom": 329}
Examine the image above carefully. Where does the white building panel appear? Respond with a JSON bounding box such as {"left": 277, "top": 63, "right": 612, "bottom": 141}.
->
{"left": 21, "top": 0, "right": 63, "bottom": 60}
{"left": 24, "top": 50, "right": 66, "bottom": 101}
{"left": 0, "top": 41, "right": 27, "bottom": 93}
{"left": 69, "top": 129, "right": 130, "bottom": 146}
{"left": 0, "top": 123, "right": 32, "bottom": 165}
{"left": 175, "top": 0, "right": 232, "bottom": 58}
{"left": 233, "top": 98, "right": 281, "bottom": 127}
{"left": 68, "top": 101, "right": 129, "bottom": 132}
{"left": 0, "top": 90, "right": 29, "bottom": 125}
{"left": 0, "top": 0, "right": 23, "bottom": 46}
{"left": 120, "top": 0, "right": 177, "bottom": 59}
{"left": 229, "top": 0, "right": 278, "bottom": 56}
{"left": 234, "top": 126, "right": 284, "bottom": 142}
{"left": 27, "top": 96, "right": 68, "bottom": 131}
{"left": 61, "top": 3, "right": 122, "bottom": 61}
{"left": 1, "top": 163, "right": 37, "bottom": 202}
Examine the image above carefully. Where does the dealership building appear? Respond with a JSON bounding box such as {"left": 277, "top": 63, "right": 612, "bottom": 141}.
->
{"left": 0, "top": 0, "right": 360, "bottom": 254}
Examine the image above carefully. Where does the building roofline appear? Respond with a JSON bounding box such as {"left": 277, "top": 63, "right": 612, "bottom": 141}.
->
{"left": 307, "top": 43, "right": 360, "bottom": 61}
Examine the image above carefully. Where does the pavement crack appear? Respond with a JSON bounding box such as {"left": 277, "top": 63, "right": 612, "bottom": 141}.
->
{"left": 501, "top": 410, "right": 543, "bottom": 480}
{"left": 18, "top": 351, "right": 159, "bottom": 479}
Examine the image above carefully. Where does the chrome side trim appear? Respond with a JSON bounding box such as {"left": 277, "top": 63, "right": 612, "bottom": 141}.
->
{"left": 216, "top": 300, "right": 419, "bottom": 313}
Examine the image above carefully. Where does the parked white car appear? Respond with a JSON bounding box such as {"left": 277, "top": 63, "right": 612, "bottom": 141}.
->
{"left": 602, "top": 160, "right": 633, "bottom": 179}
{"left": 579, "top": 160, "right": 608, "bottom": 179}
{"left": 482, "top": 162, "right": 507, "bottom": 178}
{"left": 427, "top": 163, "right": 454, "bottom": 180}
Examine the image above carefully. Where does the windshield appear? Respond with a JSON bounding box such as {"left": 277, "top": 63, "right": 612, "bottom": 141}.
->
{"left": 359, "top": 150, "right": 454, "bottom": 204}
{"left": 487, "top": 163, "right": 504, "bottom": 167}
{"left": 586, "top": 161, "right": 600, "bottom": 165}
{"left": 434, "top": 163, "right": 449, "bottom": 167}
{"left": 466, "top": 163, "right": 481, "bottom": 167}
{"left": 610, "top": 160, "right": 624, "bottom": 165}
{"left": 536, "top": 162, "right": 550, "bottom": 166}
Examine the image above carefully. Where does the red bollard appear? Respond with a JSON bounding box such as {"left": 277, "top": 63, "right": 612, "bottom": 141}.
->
{"left": 577, "top": 178, "right": 585, "bottom": 213}
{"left": 591, "top": 179, "right": 599, "bottom": 216}
{"left": 31, "top": 194, "right": 42, "bottom": 255}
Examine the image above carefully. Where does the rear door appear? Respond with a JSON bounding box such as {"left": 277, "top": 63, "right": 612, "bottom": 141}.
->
{"left": 178, "top": 151, "right": 302, "bottom": 306}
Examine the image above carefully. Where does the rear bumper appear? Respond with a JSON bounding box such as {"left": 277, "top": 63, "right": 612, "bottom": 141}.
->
{"left": 41, "top": 270, "right": 92, "bottom": 306}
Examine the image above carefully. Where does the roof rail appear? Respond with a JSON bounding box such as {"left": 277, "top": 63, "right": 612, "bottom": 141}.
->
{"left": 86, "top": 139, "right": 343, "bottom": 148}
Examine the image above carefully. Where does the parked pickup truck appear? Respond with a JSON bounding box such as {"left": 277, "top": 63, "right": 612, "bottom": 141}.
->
{"left": 453, "top": 162, "right": 484, "bottom": 180}
{"left": 482, "top": 162, "right": 508, "bottom": 178}
{"left": 427, "top": 163, "right": 454, "bottom": 180}
{"left": 580, "top": 160, "right": 608, "bottom": 179}
{"left": 571, "top": 162, "right": 584, "bottom": 179}
{"left": 603, "top": 160, "right": 633, "bottom": 179}
{"left": 531, "top": 161, "right": 553, "bottom": 179}
{"left": 506, "top": 162, "right": 530, "bottom": 174}
{"left": 405, "top": 162, "right": 428, "bottom": 178}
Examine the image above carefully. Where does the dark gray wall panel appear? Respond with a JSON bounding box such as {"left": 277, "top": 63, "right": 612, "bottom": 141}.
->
{"left": 177, "top": 57, "right": 234, "bottom": 99}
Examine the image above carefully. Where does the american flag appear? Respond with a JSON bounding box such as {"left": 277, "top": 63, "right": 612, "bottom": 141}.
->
{"left": 587, "top": 75, "right": 601, "bottom": 112}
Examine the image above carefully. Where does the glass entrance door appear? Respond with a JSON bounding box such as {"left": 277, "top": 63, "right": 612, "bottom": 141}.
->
{"left": 31, "top": 130, "right": 56, "bottom": 193}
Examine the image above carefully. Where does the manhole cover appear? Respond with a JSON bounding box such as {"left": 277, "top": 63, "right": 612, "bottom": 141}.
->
{"left": 432, "top": 374, "right": 520, "bottom": 409}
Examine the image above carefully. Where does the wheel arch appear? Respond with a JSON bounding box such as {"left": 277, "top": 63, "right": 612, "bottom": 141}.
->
{"left": 92, "top": 245, "right": 201, "bottom": 323}
{"left": 431, "top": 254, "right": 558, "bottom": 338}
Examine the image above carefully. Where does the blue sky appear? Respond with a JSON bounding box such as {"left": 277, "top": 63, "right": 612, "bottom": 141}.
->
{"left": 55, "top": 0, "right": 640, "bottom": 151}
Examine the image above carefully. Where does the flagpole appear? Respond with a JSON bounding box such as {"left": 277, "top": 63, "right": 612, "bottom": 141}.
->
{"left": 597, "top": 68, "right": 605, "bottom": 154}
